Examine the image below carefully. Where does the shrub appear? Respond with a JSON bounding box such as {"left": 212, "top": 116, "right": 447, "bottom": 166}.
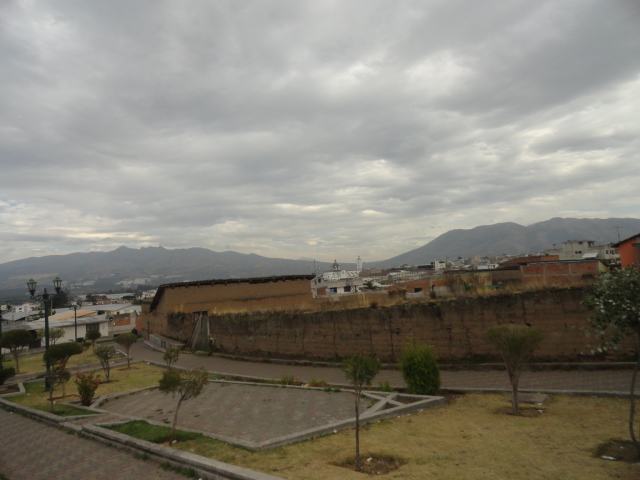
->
{"left": 0, "top": 366, "right": 16, "bottom": 385}
{"left": 75, "top": 371, "right": 101, "bottom": 406}
{"left": 398, "top": 340, "right": 440, "bottom": 395}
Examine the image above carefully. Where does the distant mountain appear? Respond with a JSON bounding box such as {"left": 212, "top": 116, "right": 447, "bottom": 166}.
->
{"left": 1, "top": 217, "right": 638, "bottom": 300}
{"left": 372, "top": 217, "right": 640, "bottom": 268}
{"left": 0, "top": 246, "right": 348, "bottom": 300}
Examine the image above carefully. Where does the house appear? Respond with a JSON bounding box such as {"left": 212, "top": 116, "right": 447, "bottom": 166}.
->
{"left": 310, "top": 260, "right": 364, "bottom": 298}
{"left": 520, "top": 258, "right": 608, "bottom": 286}
{"left": 613, "top": 233, "right": 640, "bottom": 267}
{"left": 545, "top": 240, "right": 619, "bottom": 263}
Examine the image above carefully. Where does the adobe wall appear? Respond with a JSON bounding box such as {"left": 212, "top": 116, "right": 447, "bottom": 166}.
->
{"left": 205, "top": 287, "right": 625, "bottom": 362}
{"left": 144, "top": 277, "right": 316, "bottom": 338}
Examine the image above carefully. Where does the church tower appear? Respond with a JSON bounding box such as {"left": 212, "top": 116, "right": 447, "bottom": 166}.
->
{"left": 356, "top": 256, "right": 363, "bottom": 272}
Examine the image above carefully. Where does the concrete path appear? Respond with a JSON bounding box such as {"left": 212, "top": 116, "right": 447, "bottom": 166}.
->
{"left": 129, "top": 341, "right": 634, "bottom": 395}
{"left": 0, "top": 409, "right": 186, "bottom": 480}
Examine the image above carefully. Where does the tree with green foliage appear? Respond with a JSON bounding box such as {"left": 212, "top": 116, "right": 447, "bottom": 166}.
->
{"left": 115, "top": 333, "right": 137, "bottom": 369}
{"left": 342, "top": 354, "right": 381, "bottom": 472}
{"left": 94, "top": 344, "right": 117, "bottom": 382}
{"left": 0, "top": 329, "right": 33, "bottom": 374}
{"left": 51, "top": 289, "right": 70, "bottom": 309}
{"left": 37, "top": 327, "right": 65, "bottom": 345}
{"left": 163, "top": 348, "right": 181, "bottom": 369}
{"left": 583, "top": 266, "right": 640, "bottom": 453}
{"left": 85, "top": 329, "right": 101, "bottom": 350}
{"left": 45, "top": 365, "right": 71, "bottom": 412}
{"left": 398, "top": 339, "right": 440, "bottom": 395}
{"left": 158, "top": 367, "right": 209, "bottom": 443}
{"left": 43, "top": 342, "right": 83, "bottom": 397}
{"left": 483, "top": 324, "right": 543, "bottom": 415}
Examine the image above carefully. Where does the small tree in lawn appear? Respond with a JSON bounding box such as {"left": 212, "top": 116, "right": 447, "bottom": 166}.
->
{"left": 158, "top": 367, "right": 209, "bottom": 443}
{"left": 37, "top": 327, "right": 65, "bottom": 346}
{"left": 342, "top": 354, "right": 381, "bottom": 472}
{"left": 163, "top": 348, "right": 181, "bottom": 369}
{"left": 85, "top": 329, "right": 101, "bottom": 351}
{"left": 115, "top": 333, "right": 137, "bottom": 369}
{"left": 0, "top": 329, "right": 33, "bottom": 374}
{"left": 583, "top": 266, "right": 640, "bottom": 454}
{"left": 94, "top": 344, "right": 117, "bottom": 382}
{"left": 43, "top": 342, "right": 83, "bottom": 398}
{"left": 45, "top": 365, "right": 71, "bottom": 412}
{"left": 483, "top": 324, "right": 543, "bottom": 415}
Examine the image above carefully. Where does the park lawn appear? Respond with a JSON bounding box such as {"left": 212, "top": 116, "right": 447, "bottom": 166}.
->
{"left": 169, "top": 394, "right": 639, "bottom": 480}
{"left": 6, "top": 362, "right": 165, "bottom": 413}
{"left": 3, "top": 346, "right": 123, "bottom": 375}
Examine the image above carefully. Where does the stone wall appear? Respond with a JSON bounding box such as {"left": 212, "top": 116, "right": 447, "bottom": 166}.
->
{"left": 205, "top": 287, "right": 627, "bottom": 361}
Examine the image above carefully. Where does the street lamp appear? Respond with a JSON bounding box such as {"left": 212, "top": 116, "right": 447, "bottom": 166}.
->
{"left": 27, "top": 277, "right": 62, "bottom": 390}
{"left": 70, "top": 303, "right": 79, "bottom": 342}
{"left": 0, "top": 299, "right": 13, "bottom": 369}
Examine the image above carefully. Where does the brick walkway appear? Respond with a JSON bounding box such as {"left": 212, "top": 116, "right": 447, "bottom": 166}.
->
{"left": 129, "top": 341, "right": 634, "bottom": 395}
{"left": 100, "top": 382, "right": 357, "bottom": 444}
{"left": 0, "top": 409, "right": 186, "bottom": 480}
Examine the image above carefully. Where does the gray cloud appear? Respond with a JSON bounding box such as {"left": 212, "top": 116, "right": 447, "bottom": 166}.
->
{"left": 1, "top": 0, "right": 639, "bottom": 264}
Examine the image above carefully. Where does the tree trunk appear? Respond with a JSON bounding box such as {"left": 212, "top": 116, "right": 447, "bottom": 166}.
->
{"left": 507, "top": 365, "right": 520, "bottom": 415}
{"left": 629, "top": 343, "right": 640, "bottom": 455}
{"left": 171, "top": 396, "right": 184, "bottom": 443}
{"left": 355, "top": 391, "right": 361, "bottom": 472}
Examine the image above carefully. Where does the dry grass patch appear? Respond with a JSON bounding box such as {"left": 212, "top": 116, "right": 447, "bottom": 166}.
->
{"left": 171, "top": 393, "right": 639, "bottom": 480}
{"left": 6, "top": 363, "right": 165, "bottom": 413}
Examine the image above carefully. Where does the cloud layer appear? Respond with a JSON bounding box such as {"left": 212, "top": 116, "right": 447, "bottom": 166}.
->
{"left": 1, "top": 0, "right": 639, "bottom": 263}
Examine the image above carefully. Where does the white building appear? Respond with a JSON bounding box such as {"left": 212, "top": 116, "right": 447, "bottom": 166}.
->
{"left": 310, "top": 260, "right": 364, "bottom": 298}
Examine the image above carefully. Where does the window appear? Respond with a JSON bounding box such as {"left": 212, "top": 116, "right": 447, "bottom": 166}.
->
{"left": 86, "top": 323, "right": 100, "bottom": 332}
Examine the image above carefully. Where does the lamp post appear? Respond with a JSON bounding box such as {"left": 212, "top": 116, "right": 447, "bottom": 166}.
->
{"left": 70, "top": 303, "right": 79, "bottom": 342}
{"left": 27, "top": 277, "right": 62, "bottom": 390}
{"left": 0, "top": 300, "right": 13, "bottom": 369}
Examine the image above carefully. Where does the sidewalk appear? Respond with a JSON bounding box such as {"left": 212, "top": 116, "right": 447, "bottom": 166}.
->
{"left": 0, "top": 409, "right": 186, "bottom": 480}
{"left": 129, "top": 341, "right": 634, "bottom": 396}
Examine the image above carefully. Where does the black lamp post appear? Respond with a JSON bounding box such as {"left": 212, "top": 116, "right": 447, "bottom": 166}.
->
{"left": 70, "top": 303, "right": 79, "bottom": 342}
{"left": 0, "top": 299, "right": 13, "bottom": 369}
{"left": 27, "top": 277, "right": 62, "bottom": 390}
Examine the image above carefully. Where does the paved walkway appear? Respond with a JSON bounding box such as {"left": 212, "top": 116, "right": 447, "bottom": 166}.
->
{"left": 129, "top": 341, "right": 634, "bottom": 395}
{"left": 0, "top": 409, "right": 186, "bottom": 480}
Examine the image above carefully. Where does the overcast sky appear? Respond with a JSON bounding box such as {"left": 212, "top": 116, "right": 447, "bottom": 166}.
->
{"left": 1, "top": 1, "right": 639, "bottom": 264}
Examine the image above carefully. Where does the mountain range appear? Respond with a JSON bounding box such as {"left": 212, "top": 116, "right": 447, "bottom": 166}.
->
{"left": 1, "top": 217, "right": 638, "bottom": 300}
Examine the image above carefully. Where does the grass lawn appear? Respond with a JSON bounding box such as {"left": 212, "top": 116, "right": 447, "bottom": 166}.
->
{"left": 6, "top": 363, "right": 165, "bottom": 414}
{"left": 162, "top": 394, "right": 638, "bottom": 480}
{"left": 3, "top": 346, "right": 123, "bottom": 375}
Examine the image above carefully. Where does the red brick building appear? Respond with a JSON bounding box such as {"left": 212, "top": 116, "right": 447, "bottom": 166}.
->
{"left": 614, "top": 233, "right": 640, "bottom": 268}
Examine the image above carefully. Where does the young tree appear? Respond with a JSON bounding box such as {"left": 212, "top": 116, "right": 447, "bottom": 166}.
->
{"left": 163, "top": 348, "right": 181, "bottom": 369}
{"left": 37, "top": 327, "right": 65, "bottom": 345}
{"left": 398, "top": 340, "right": 441, "bottom": 395}
{"left": 0, "top": 329, "right": 33, "bottom": 374}
{"left": 45, "top": 365, "right": 71, "bottom": 412}
{"left": 158, "top": 367, "right": 209, "bottom": 443}
{"left": 115, "top": 333, "right": 137, "bottom": 369}
{"left": 583, "top": 266, "right": 640, "bottom": 453}
{"left": 85, "top": 329, "right": 101, "bottom": 350}
{"left": 342, "top": 354, "right": 381, "bottom": 472}
{"left": 43, "top": 342, "right": 83, "bottom": 397}
{"left": 94, "top": 344, "right": 117, "bottom": 382}
{"left": 483, "top": 324, "right": 543, "bottom": 415}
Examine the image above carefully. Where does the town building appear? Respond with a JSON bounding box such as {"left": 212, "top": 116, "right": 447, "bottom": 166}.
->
{"left": 613, "top": 233, "right": 640, "bottom": 267}
{"left": 310, "top": 260, "right": 364, "bottom": 298}
{"left": 544, "top": 240, "right": 619, "bottom": 263}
